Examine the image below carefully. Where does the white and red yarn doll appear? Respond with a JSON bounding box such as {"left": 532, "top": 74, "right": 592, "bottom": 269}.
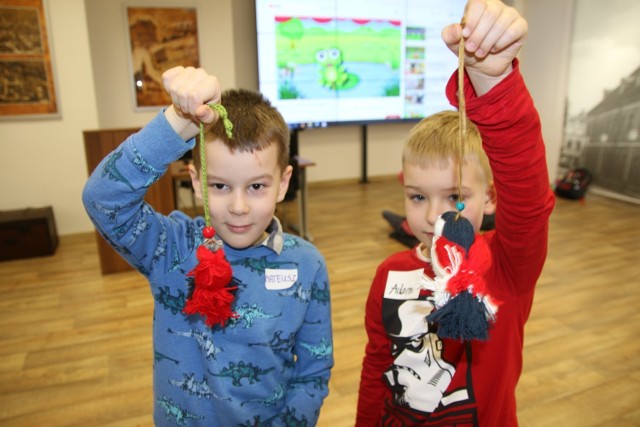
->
{"left": 420, "top": 211, "right": 500, "bottom": 341}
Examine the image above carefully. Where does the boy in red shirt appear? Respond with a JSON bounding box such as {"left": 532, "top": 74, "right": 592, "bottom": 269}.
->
{"left": 356, "top": 0, "right": 555, "bottom": 425}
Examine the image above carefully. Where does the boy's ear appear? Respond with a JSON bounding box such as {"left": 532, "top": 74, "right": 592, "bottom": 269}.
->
{"left": 484, "top": 181, "right": 497, "bottom": 215}
{"left": 188, "top": 163, "right": 203, "bottom": 200}
{"left": 276, "top": 164, "right": 293, "bottom": 203}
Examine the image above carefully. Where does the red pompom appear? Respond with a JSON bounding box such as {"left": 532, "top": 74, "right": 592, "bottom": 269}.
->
{"left": 184, "top": 245, "right": 237, "bottom": 327}
{"left": 189, "top": 245, "right": 232, "bottom": 287}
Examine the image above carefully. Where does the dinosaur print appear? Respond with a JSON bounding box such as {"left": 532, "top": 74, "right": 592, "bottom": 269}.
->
{"left": 156, "top": 396, "right": 204, "bottom": 426}
{"left": 279, "top": 282, "right": 311, "bottom": 303}
{"left": 300, "top": 338, "right": 332, "bottom": 360}
{"left": 154, "top": 350, "right": 180, "bottom": 366}
{"left": 102, "top": 149, "right": 135, "bottom": 190}
{"left": 238, "top": 413, "right": 280, "bottom": 426}
{"left": 169, "top": 221, "right": 197, "bottom": 271}
{"left": 90, "top": 200, "right": 120, "bottom": 222}
{"left": 290, "top": 376, "right": 329, "bottom": 391}
{"left": 209, "top": 361, "right": 275, "bottom": 387}
{"left": 184, "top": 222, "right": 197, "bottom": 251}
{"left": 167, "top": 328, "right": 223, "bottom": 360}
{"left": 155, "top": 286, "right": 186, "bottom": 315}
{"left": 169, "top": 241, "right": 189, "bottom": 273}
{"left": 169, "top": 373, "right": 213, "bottom": 400}
{"left": 131, "top": 144, "right": 162, "bottom": 186}
{"left": 114, "top": 203, "right": 152, "bottom": 242}
{"left": 283, "top": 235, "right": 303, "bottom": 250}
{"left": 280, "top": 406, "right": 309, "bottom": 426}
{"left": 227, "top": 303, "right": 281, "bottom": 329}
{"left": 152, "top": 225, "right": 168, "bottom": 264}
{"left": 311, "top": 282, "right": 330, "bottom": 305}
{"left": 249, "top": 330, "right": 296, "bottom": 354}
{"left": 240, "top": 383, "right": 285, "bottom": 407}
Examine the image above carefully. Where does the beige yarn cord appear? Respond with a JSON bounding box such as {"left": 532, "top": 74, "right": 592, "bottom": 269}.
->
{"left": 456, "top": 20, "right": 467, "bottom": 216}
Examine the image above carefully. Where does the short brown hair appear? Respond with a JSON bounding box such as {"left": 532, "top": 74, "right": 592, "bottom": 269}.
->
{"left": 193, "top": 89, "right": 290, "bottom": 173}
{"left": 402, "top": 110, "right": 492, "bottom": 182}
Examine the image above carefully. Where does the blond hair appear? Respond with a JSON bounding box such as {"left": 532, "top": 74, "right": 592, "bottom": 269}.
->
{"left": 193, "top": 89, "right": 290, "bottom": 173}
{"left": 402, "top": 110, "right": 492, "bottom": 182}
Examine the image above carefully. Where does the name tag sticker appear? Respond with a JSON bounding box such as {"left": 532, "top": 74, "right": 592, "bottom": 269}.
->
{"left": 265, "top": 268, "right": 298, "bottom": 290}
{"left": 384, "top": 269, "right": 422, "bottom": 300}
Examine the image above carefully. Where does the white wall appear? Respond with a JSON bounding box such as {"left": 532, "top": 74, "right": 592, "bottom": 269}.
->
{"left": 0, "top": 0, "right": 570, "bottom": 236}
{"left": 517, "top": 0, "right": 574, "bottom": 182}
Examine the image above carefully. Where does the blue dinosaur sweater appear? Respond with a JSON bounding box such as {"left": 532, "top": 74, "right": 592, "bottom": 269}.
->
{"left": 82, "top": 112, "right": 333, "bottom": 426}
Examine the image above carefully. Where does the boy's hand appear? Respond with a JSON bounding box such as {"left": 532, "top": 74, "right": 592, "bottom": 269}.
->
{"left": 442, "top": 0, "right": 528, "bottom": 96}
{"left": 162, "top": 66, "right": 222, "bottom": 140}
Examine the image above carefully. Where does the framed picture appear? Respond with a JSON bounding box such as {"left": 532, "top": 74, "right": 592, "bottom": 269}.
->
{"left": 560, "top": 0, "right": 640, "bottom": 201}
{"left": 0, "top": 0, "right": 59, "bottom": 118}
{"left": 125, "top": 6, "right": 200, "bottom": 109}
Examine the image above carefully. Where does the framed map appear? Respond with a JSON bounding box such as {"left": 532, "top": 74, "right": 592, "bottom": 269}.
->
{"left": 0, "top": 0, "right": 59, "bottom": 118}
{"left": 126, "top": 6, "right": 200, "bottom": 109}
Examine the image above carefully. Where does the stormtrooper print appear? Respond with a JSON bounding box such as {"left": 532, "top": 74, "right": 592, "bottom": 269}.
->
{"left": 381, "top": 268, "right": 474, "bottom": 420}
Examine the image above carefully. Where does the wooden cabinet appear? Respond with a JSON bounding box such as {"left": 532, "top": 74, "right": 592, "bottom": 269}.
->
{"left": 83, "top": 128, "right": 176, "bottom": 274}
{"left": 0, "top": 206, "right": 58, "bottom": 261}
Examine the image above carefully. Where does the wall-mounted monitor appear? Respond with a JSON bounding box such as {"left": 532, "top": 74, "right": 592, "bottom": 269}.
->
{"left": 255, "top": 0, "right": 465, "bottom": 129}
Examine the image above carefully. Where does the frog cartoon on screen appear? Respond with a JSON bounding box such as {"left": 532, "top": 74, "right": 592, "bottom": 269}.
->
{"left": 315, "top": 47, "right": 358, "bottom": 90}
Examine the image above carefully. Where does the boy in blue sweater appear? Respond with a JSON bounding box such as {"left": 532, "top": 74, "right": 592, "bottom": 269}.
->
{"left": 83, "top": 66, "right": 333, "bottom": 426}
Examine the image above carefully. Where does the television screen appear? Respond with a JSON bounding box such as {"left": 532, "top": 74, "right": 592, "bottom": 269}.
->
{"left": 255, "top": 0, "right": 466, "bottom": 129}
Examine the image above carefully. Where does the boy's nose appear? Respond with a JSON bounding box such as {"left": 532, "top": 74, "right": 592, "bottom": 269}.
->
{"left": 229, "top": 192, "right": 249, "bottom": 215}
{"left": 425, "top": 203, "right": 442, "bottom": 225}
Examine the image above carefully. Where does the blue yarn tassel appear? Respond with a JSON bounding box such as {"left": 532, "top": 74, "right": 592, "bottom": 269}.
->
{"left": 426, "top": 291, "right": 489, "bottom": 341}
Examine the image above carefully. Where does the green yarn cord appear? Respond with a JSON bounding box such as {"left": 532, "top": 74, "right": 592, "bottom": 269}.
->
{"left": 198, "top": 103, "right": 233, "bottom": 227}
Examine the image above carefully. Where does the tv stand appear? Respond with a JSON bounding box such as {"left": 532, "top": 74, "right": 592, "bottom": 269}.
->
{"left": 360, "top": 125, "right": 368, "bottom": 183}
{"left": 286, "top": 129, "right": 314, "bottom": 240}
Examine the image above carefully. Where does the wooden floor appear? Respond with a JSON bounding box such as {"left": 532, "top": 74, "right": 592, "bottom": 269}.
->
{"left": 1, "top": 176, "right": 639, "bottom": 426}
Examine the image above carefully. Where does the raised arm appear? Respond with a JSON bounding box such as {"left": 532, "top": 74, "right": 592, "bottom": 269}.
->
{"left": 82, "top": 66, "right": 224, "bottom": 277}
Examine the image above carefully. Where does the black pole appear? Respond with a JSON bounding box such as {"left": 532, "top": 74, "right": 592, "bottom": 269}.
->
{"left": 361, "top": 124, "right": 368, "bottom": 183}
{"left": 290, "top": 128, "right": 300, "bottom": 158}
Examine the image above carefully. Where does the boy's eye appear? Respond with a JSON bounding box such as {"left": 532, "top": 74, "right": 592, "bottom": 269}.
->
{"left": 448, "top": 194, "right": 461, "bottom": 203}
{"left": 250, "top": 183, "right": 265, "bottom": 191}
{"left": 410, "top": 194, "right": 425, "bottom": 202}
